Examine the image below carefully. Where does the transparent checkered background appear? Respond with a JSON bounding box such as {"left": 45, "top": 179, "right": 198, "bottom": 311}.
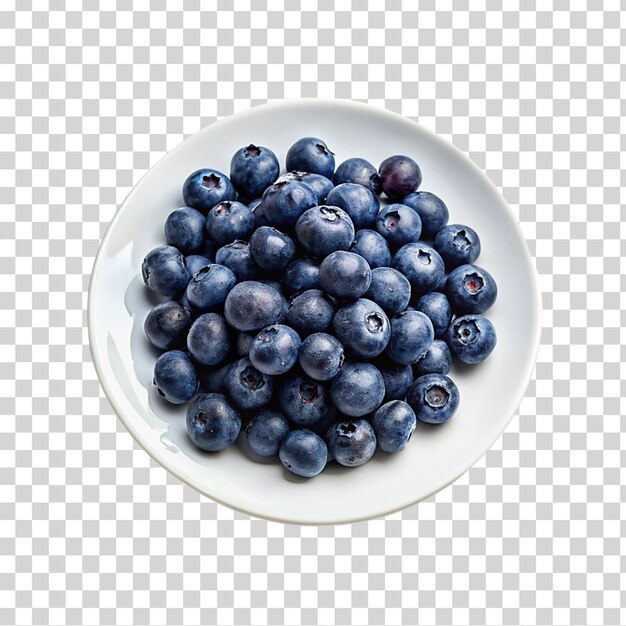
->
{"left": 0, "top": 1, "right": 624, "bottom": 625}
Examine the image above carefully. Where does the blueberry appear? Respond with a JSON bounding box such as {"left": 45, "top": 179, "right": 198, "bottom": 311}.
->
{"left": 184, "top": 254, "right": 211, "bottom": 276}
{"left": 182, "top": 168, "right": 236, "bottom": 214}
{"left": 279, "top": 429, "right": 328, "bottom": 478}
{"left": 285, "top": 289, "right": 336, "bottom": 336}
{"left": 286, "top": 137, "right": 335, "bottom": 179}
{"left": 326, "top": 419, "right": 377, "bottom": 467}
{"left": 402, "top": 191, "right": 449, "bottom": 239}
{"left": 376, "top": 359, "right": 414, "bottom": 402}
{"left": 279, "top": 373, "right": 329, "bottom": 426}
{"left": 326, "top": 183, "right": 380, "bottom": 229}
{"left": 349, "top": 229, "right": 391, "bottom": 269}
{"left": 329, "top": 361, "right": 385, "bottom": 417}
{"left": 215, "top": 240, "right": 260, "bottom": 281}
{"left": 144, "top": 300, "right": 192, "bottom": 350}
{"left": 236, "top": 331, "right": 255, "bottom": 357}
{"left": 332, "top": 298, "right": 390, "bottom": 360}
{"left": 186, "top": 313, "right": 231, "bottom": 367}
{"left": 245, "top": 408, "right": 290, "bottom": 457}
{"left": 407, "top": 373, "right": 460, "bottom": 424}
{"left": 434, "top": 224, "right": 481, "bottom": 269}
{"left": 276, "top": 171, "right": 333, "bottom": 204}
{"left": 224, "top": 357, "right": 274, "bottom": 410}
{"left": 295, "top": 206, "right": 355, "bottom": 258}
{"left": 413, "top": 339, "right": 452, "bottom": 376}
{"left": 142, "top": 245, "right": 190, "bottom": 297}
{"left": 391, "top": 243, "right": 445, "bottom": 296}
{"left": 229, "top": 144, "right": 279, "bottom": 200}
{"left": 185, "top": 264, "right": 237, "bottom": 312}
{"left": 153, "top": 350, "right": 197, "bottom": 404}
{"left": 379, "top": 155, "right": 422, "bottom": 201}
{"left": 375, "top": 203, "right": 422, "bottom": 250}
{"left": 332, "top": 157, "right": 382, "bottom": 194}
{"left": 386, "top": 310, "right": 434, "bottom": 365}
{"left": 186, "top": 393, "right": 241, "bottom": 451}
{"left": 249, "top": 324, "right": 301, "bottom": 375}
{"left": 206, "top": 200, "right": 255, "bottom": 246}
{"left": 364, "top": 267, "right": 411, "bottom": 316}
{"left": 282, "top": 258, "right": 320, "bottom": 296}
{"left": 445, "top": 264, "right": 497, "bottom": 314}
{"left": 445, "top": 314, "right": 496, "bottom": 364}
{"left": 261, "top": 180, "right": 318, "bottom": 228}
{"left": 372, "top": 400, "right": 417, "bottom": 453}
{"left": 224, "top": 281, "right": 285, "bottom": 332}
{"left": 319, "top": 251, "right": 372, "bottom": 300}
{"left": 299, "top": 333, "right": 344, "bottom": 381}
{"left": 164, "top": 207, "right": 207, "bottom": 254}
{"left": 249, "top": 226, "right": 296, "bottom": 271}
{"left": 414, "top": 292, "right": 452, "bottom": 338}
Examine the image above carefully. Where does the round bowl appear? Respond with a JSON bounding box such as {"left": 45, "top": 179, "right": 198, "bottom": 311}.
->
{"left": 88, "top": 99, "right": 541, "bottom": 525}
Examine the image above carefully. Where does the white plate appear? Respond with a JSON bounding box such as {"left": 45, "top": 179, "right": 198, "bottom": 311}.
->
{"left": 89, "top": 100, "right": 540, "bottom": 525}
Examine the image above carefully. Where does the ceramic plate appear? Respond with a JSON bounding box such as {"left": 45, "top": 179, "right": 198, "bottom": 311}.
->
{"left": 89, "top": 100, "right": 540, "bottom": 525}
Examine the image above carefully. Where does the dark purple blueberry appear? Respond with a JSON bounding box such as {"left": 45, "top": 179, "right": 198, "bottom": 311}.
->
{"left": 378, "top": 155, "right": 422, "bottom": 201}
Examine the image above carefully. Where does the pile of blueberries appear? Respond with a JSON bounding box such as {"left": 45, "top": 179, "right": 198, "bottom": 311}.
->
{"left": 141, "top": 137, "right": 497, "bottom": 478}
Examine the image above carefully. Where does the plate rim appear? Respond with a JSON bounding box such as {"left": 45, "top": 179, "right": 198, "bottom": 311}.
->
{"left": 88, "top": 98, "right": 542, "bottom": 525}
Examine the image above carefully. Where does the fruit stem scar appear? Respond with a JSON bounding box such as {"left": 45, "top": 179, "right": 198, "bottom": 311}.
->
{"left": 453, "top": 229, "right": 471, "bottom": 250}
{"left": 202, "top": 173, "right": 221, "bottom": 189}
{"left": 299, "top": 383, "right": 318, "bottom": 403}
{"left": 245, "top": 144, "right": 261, "bottom": 157}
{"left": 241, "top": 366, "right": 264, "bottom": 389}
{"left": 384, "top": 211, "right": 400, "bottom": 229}
{"left": 463, "top": 272, "right": 484, "bottom": 294}
{"left": 425, "top": 385, "right": 449, "bottom": 408}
